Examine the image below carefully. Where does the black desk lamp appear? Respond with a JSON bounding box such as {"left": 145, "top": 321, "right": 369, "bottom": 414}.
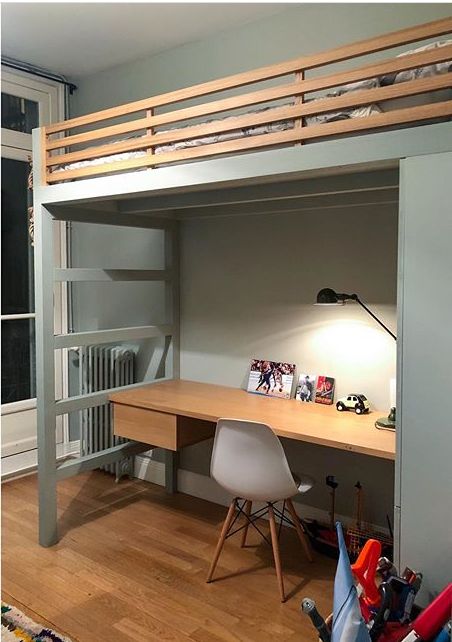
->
{"left": 315, "top": 288, "right": 396, "bottom": 430}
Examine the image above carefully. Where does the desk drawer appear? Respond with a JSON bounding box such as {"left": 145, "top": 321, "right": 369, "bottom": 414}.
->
{"left": 113, "top": 404, "right": 178, "bottom": 450}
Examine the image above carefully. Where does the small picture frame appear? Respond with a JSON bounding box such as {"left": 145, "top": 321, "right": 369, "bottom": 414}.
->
{"left": 295, "top": 374, "right": 317, "bottom": 402}
{"left": 315, "top": 376, "right": 335, "bottom": 405}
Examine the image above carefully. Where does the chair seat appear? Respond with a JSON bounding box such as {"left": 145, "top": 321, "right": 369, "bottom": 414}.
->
{"left": 292, "top": 473, "right": 315, "bottom": 494}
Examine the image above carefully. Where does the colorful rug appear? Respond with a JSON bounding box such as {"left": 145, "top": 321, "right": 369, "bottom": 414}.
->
{"left": 1, "top": 603, "right": 73, "bottom": 642}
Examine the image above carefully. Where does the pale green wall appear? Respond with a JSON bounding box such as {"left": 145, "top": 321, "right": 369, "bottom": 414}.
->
{"left": 68, "top": 4, "right": 449, "bottom": 524}
{"left": 180, "top": 204, "right": 398, "bottom": 411}
{"left": 178, "top": 202, "right": 398, "bottom": 527}
{"left": 71, "top": 3, "right": 451, "bottom": 115}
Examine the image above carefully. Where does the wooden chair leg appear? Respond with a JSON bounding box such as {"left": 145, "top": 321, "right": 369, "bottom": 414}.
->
{"left": 206, "top": 499, "right": 237, "bottom": 583}
{"left": 286, "top": 498, "right": 313, "bottom": 562}
{"left": 268, "top": 504, "right": 285, "bottom": 602}
{"left": 240, "top": 500, "right": 252, "bottom": 547}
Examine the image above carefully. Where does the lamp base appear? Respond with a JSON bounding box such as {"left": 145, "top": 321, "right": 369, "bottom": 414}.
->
{"left": 375, "top": 407, "right": 396, "bottom": 431}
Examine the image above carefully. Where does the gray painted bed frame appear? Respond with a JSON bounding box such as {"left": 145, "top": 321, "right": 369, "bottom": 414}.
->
{"left": 32, "top": 122, "right": 452, "bottom": 547}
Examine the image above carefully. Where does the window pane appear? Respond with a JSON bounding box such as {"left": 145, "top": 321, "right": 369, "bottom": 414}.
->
{"left": 1, "top": 93, "right": 38, "bottom": 134}
{"left": 1, "top": 319, "right": 36, "bottom": 403}
{"left": 1, "top": 157, "right": 34, "bottom": 314}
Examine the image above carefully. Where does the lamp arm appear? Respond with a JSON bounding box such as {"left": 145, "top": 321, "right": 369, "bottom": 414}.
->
{"left": 354, "top": 297, "right": 397, "bottom": 341}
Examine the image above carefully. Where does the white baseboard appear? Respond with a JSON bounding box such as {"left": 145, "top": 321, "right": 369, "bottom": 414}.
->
{"left": 1, "top": 440, "right": 80, "bottom": 481}
{"left": 133, "top": 454, "right": 376, "bottom": 531}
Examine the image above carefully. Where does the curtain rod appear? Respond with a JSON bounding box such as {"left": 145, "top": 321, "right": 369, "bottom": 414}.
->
{"left": 1, "top": 56, "right": 77, "bottom": 94}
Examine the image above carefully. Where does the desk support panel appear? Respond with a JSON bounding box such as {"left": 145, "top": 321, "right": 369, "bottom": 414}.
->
{"left": 165, "top": 450, "right": 179, "bottom": 494}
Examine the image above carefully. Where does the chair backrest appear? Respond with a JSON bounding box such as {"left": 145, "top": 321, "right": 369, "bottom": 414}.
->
{"left": 210, "top": 418, "right": 298, "bottom": 502}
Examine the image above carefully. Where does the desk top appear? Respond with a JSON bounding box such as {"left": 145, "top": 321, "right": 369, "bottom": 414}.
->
{"left": 110, "top": 379, "right": 396, "bottom": 461}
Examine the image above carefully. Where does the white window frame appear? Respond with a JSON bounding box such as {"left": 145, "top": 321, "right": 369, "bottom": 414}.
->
{"left": 1, "top": 66, "right": 69, "bottom": 456}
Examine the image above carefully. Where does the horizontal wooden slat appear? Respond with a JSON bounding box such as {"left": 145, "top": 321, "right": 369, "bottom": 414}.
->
{"left": 47, "top": 100, "right": 452, "bottom": 183}
{"left": 45, "top": 17, "right": 452, "bottom": 134}
{"left": 46, "top": 44, "right": 452, "bottom": 152}
{"left": 54, "top": 268, "right": 171, "bottom": 282}
{"left": 46, "top": 117, "right": 151, "bottom": 151}
{"left": 47, "top": 73, "right": 452, "bottom": 168}
{"left": 54, "top": 324, "right": 173, "bottom": 348}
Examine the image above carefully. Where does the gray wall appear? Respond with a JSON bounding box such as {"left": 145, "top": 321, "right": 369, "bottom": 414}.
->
{"left": 70, "top": 222, "right": 165, "bottom": 332}
{"left": 178, "top": 202, "right": 397, "bottom": 527}
{"left": 180, "top": 205, "right": 397, "bottom": 409}
{"left": 67, "top": 222, "right": 167, "bottom": 440}
{"left": 71, "top": 4, "right": 452, "bottom": 115}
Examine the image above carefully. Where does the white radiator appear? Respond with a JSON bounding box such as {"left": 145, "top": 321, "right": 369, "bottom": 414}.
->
{"left": 80, "top": 345, "right": 136, "bottom": 480}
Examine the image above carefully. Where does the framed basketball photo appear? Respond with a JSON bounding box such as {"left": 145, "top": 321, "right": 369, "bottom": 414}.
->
{"left": 247, "top": 359, "right": 295, "bottom": 399}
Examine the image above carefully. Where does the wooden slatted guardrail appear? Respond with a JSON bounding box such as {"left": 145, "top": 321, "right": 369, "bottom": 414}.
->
{"left": 41, "top": 17, "right": 452, "bottom": 184}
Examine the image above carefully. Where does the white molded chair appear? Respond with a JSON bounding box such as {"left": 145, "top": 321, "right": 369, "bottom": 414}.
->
{"left": 206, "top": 418, "right": 314, "bottom": 602}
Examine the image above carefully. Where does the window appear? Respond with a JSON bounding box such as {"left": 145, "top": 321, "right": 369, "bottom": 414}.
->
{"left": 1, "top": 155, "right": 36, "bottom": 404}
{"left": 1, "top": 67, "right": 66, "bottom": 462}
{"left": 1, "top": 92, "right": 39, "bottom": 134}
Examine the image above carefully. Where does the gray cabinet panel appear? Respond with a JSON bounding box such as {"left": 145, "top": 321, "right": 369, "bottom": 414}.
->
{"left": 397, "top": 151, "right": 452, "bottom": 601}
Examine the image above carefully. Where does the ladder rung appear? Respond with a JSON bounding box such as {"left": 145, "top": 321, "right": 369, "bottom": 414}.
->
{"left": 54, "top": 268, "right": 172, "bottom": 282}
{"left": 55, "top": 378, "right": 170, "bottom": 415}
{"left": 56, "top": 441, "right": 151, "bottom": 481}
{"left": 54, "top": 324, "right": 173, "bottom": 349}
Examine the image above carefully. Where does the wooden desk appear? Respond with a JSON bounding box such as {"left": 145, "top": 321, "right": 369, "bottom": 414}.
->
{"left": 110, "top": 379, "right": 395, "bottom": 461}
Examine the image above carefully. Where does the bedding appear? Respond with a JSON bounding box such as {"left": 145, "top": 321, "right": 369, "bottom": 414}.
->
{"left": 57, "top": 102, "right": 382, "bottom": 173}
{"left": 55, "top": 40, "right": 451, "bottom": 175}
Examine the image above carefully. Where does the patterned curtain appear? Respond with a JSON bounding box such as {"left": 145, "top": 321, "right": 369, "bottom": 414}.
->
{"left": 27, "top": 160, "right": 34, "bottom": 246}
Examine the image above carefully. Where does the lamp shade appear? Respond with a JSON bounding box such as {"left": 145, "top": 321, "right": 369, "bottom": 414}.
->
{"left": 315, "top": 288, "right": 343, "bottom": 305}
{"left": 314, "top": 288, "right": 396, "bottom": 340}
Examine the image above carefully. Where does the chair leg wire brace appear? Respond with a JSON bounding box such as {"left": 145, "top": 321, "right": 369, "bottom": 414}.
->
{"left": 206, "top": 498, "right": 313, "bottom": 602}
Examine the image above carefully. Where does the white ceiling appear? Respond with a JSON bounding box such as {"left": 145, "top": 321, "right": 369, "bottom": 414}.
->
{"left": 1, "top": 3, "right": 288, "bottom": 78}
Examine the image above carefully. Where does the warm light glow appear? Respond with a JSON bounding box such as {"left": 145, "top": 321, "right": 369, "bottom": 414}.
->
{"left": 307, "top": 318, "right": 393, "bottom": 368}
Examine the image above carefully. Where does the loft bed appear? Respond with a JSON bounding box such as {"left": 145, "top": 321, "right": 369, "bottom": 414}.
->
{"left": 32, "top": 18, "right": 452, "bottom": 547}
{"left": 37, "top": 17, "right": 452, "bottom": 186}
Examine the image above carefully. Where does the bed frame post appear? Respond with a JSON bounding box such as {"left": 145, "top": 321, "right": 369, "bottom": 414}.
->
{"left": 167, "top": 220, "right": 180, "bottom": 381}
{"left": 34, "top": 199, "right": 58, "bottom": 546}
{"left": 164, "top": 220, "right": 180, "bottom": 493}
{"left": 33, "top": 127, "right": 59, "bottom": 546}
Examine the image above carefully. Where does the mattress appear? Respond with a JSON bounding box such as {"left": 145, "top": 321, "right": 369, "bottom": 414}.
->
{"left": 57, "top": 40, "right": 451, "bottom": 174}
{"left": 60, "top": 105, "right": 380, "bottom": 173}
{"left": 58, "top": 100, "right": 381, "bottom": 174}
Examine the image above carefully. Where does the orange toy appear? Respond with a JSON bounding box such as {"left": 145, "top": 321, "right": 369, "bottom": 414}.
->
{"left": 351, "top": 538, "right": 382, "bottom": 608}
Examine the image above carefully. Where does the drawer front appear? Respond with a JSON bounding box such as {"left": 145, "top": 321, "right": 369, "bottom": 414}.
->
{"left": 113, "top": 403, "right": 177, "bottom": 450}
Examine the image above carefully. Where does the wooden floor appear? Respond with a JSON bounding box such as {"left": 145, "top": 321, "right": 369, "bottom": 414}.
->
{"left": 2, "top": 471, "right": 335, "bottom": 641}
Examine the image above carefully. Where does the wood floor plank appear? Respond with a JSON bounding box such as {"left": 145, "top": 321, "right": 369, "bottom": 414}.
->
{"left": 1, "top": 590, "right": 75, "bottom": 640}
{"left": 2, "top": 471, "right": 334, "bottom": 641}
